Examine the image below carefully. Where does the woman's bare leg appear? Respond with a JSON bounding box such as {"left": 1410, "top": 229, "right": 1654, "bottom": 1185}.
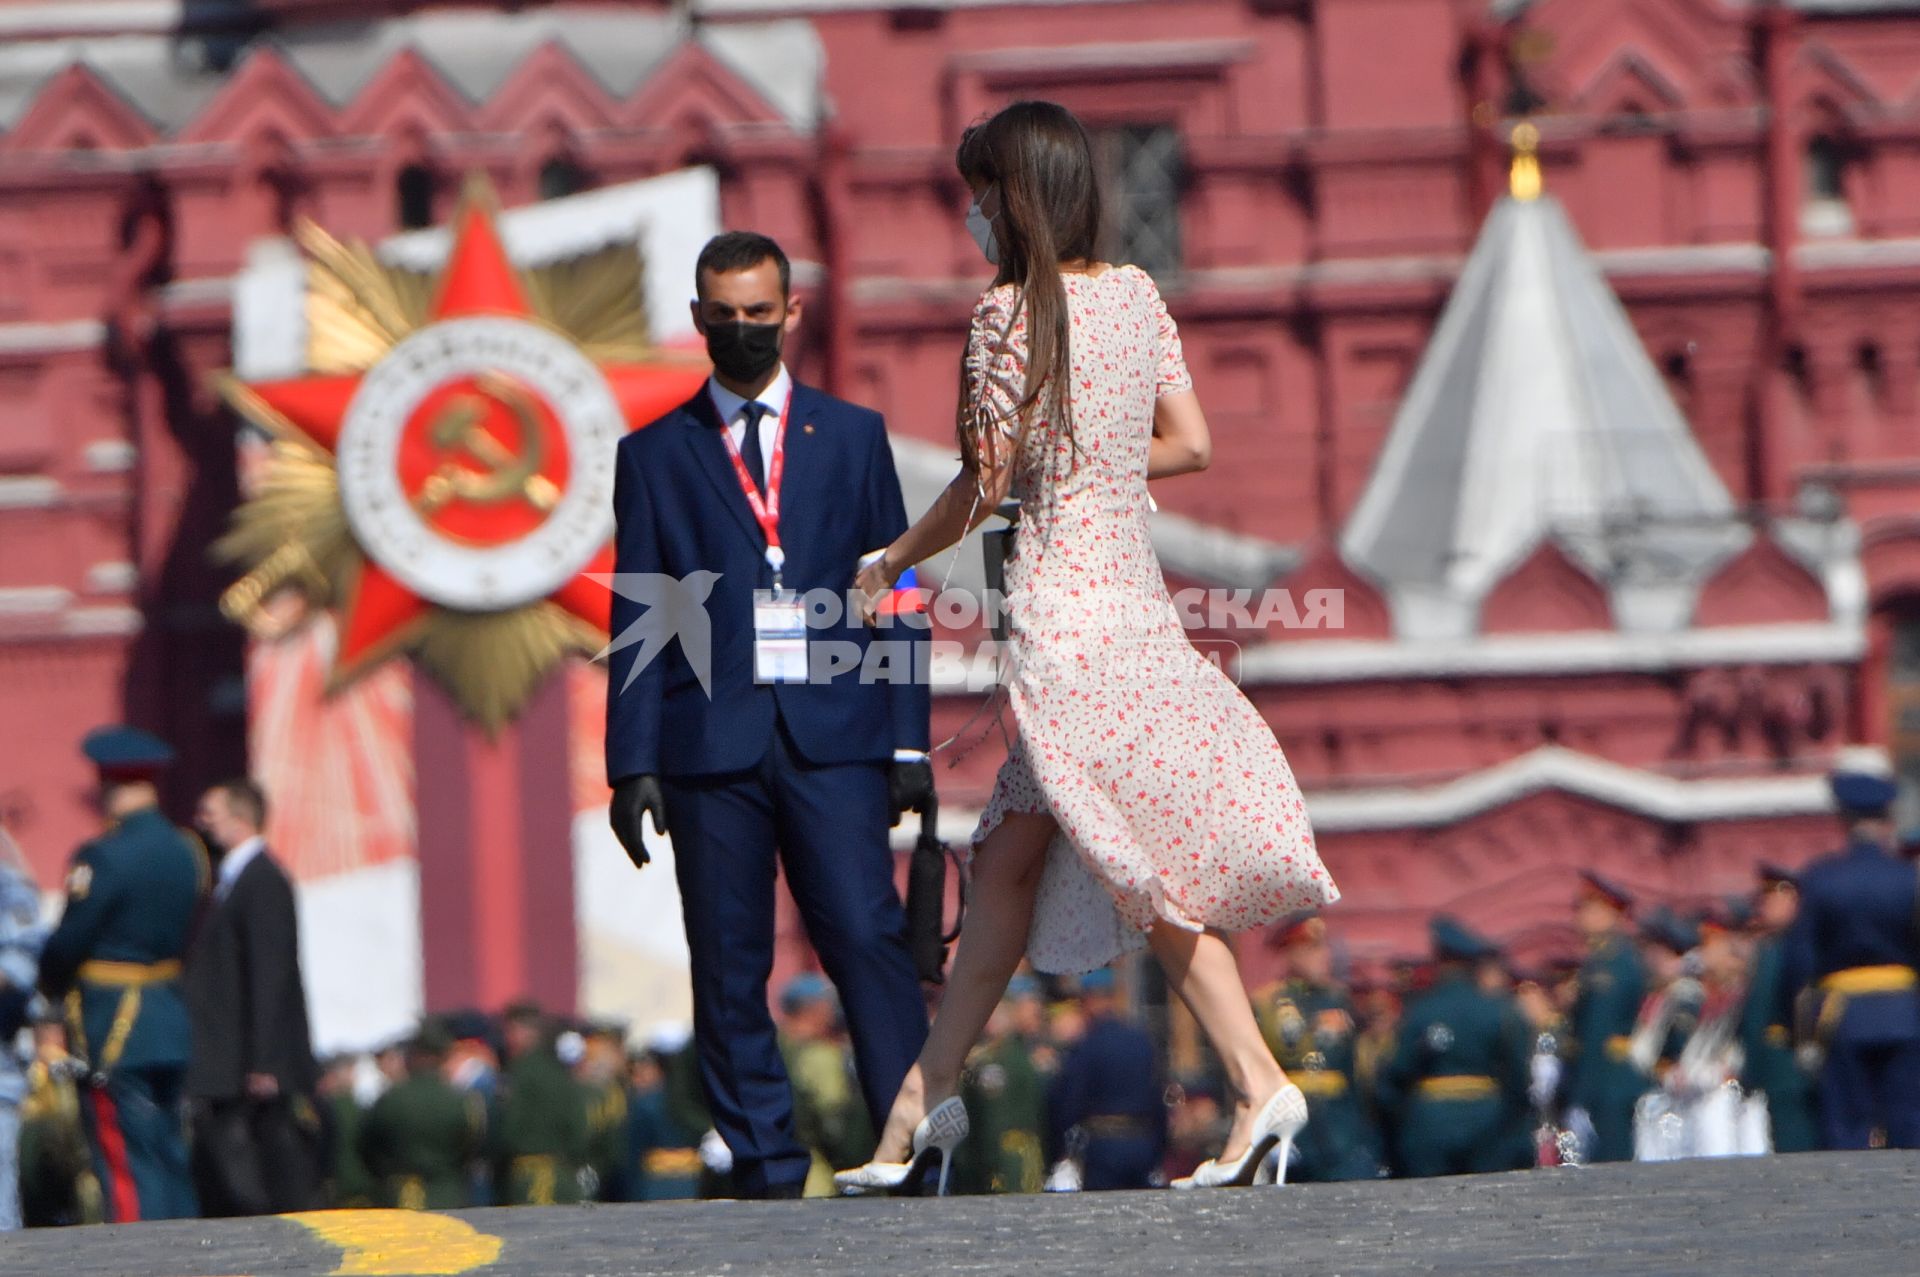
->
{"left": 1149, "top": 923, "right": 1288, "bottom": 1161}
{"left": 870, "top": 812, "right": 1056, "bottom": 1163}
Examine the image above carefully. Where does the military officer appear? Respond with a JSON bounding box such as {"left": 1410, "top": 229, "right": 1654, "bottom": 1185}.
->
{"left": 1739, "top": 863, "right": 1818, "bottom": 1152}
{"left": 1257, "top": 914, "right": 1380, "bottom": 1182}
{"left": 492, "top": 1003, "right": 593, "bottom": 1204}
{"left": 1783, "top": 747, "right": 1920, "bottom": 1149}
{"left": 1046, "top": 969, "right": 1166, "bottom": 1191}
{"left": 1563, "top": 870, "right": 1647, "bottom": 1163}
{"left": 1376, "top": 918, "right": 1532, "bottom": 1177}
{"left": 359, "top": 1020, "right": 483, "bottom": 1210}
{"left": 622, "top": 1023, "right": 703, "bottom": 1202}
{"left": 958, "top": 973, "right": 1048, "bottom": 1194}
{"left": 37, "top": 726, "right": 205, "bottom": 1222}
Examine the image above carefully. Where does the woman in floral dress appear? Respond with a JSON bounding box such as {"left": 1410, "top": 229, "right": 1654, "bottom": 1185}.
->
{"left": 839, "top": 100, "right": 1339, "bottom": 1193}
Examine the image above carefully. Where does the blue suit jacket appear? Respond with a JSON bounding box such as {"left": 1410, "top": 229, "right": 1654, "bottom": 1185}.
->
{"left": 604, "top": 379, "right": 931, "bottom": 781}
{"left": 1782, "top": 838, "right": 1920, "bottom": 1044}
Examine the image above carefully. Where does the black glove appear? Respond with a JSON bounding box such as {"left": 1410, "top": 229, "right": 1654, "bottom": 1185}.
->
{"left": 610, "top": 775, "right": 668, "bottom": 869}
{"left": 888, "top": 759, "right": 934, "bottom": 827}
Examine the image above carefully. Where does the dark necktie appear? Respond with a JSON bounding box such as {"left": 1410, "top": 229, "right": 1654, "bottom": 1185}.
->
{"left": 738, "top": 402, "right": 769, "bottom": 496}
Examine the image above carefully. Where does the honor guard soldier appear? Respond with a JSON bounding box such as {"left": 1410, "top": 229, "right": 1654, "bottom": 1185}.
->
{"left": 1738, "top": 863, "right": 1819, "bottom": 1152}
{"left": 493, "top": 1002, "right": 592, "bottom": 1205}
{"left": 1376, "top": 917, "right": 1532, "bottom": 1177}
{"left": 958, "top": 972, "right": 1048, "bottom": 1194}
{"left": 37, "top": 726, "right": 206, "bottom": 1222}
{"left": 1257, "top": 913, "right": 1380, "bottom": 1182}
{"left": 359, "top": 1020, "right": 483, "bottom": 1210}
{"left": 1783, "top": 747, "right": 1920, "bottom": 1149}
{"left": 1046, "top": 969, "right": 1166, "bottom": 1191}
{"left": 1564, "top": 870, "right": 1648, "bottom": 1163}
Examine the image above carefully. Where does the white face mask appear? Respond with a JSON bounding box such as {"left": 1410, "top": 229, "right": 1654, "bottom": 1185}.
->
{"left": 966, "top": 191, "right": 1000, "bottom": 266}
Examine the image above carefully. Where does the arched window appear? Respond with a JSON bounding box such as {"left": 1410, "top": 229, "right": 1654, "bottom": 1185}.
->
{"left": 538, "top": 155, "right": 591, "bottom": 202}
{"left": 396, "top": 163, "right": 436, "bottom": 230}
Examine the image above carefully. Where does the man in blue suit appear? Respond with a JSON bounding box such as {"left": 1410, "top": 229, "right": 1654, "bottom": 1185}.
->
{"left": 1783, "top": 746, "right": 1920, "bottom": 1149}
{"left": 605, "top": 231, "right": 931, "bottom": 1199}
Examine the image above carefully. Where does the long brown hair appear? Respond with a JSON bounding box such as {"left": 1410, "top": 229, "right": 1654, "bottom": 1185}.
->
{"left": 955, "top": 101, "right": 1102, "bottom": 478}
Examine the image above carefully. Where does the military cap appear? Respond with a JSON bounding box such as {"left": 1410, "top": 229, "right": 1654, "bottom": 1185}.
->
{"left": 81, "top": 725, "right": 174, "bottom": 782}
{"left": 1638, "top": 906, "right": 1698, "bottom": 954}
{"left": 502, "top": 999, "right": 544, "bottom": 1025}
{"left": 1830, "top": 745, "right": 1899, "bottom": 817}
{"left": 1756, "top": 862, "right": 1798, "bottom": 890}
{"left": 443, "top": 1008, "right": 497, "bottom": 1044}
{"left": 1713, "top": 896, "right": 1754, "bottom": 932}
{"left": 778, "top": 971, "right": 832, "bottom": 1014}
{"left": 1429, "top": 915, "right": 1499, "bottom": 962}
{"left": 412, "top": 1018, "right": 454, "bottom": 1057}
{"left": 1006, "top": 972, "right": 1043, "bottom": 1001}
{"left": 1577, "top": 870, "right": 1634, "bottom": 911}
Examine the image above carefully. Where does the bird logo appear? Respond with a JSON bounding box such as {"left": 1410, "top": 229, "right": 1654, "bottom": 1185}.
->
{"left": 591, "top": 571, "right": 724, "bottom": 699}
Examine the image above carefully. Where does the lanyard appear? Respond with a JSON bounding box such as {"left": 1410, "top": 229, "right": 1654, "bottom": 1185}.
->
{"left": 717, "top": 389, "right": 792, "bottom": 587}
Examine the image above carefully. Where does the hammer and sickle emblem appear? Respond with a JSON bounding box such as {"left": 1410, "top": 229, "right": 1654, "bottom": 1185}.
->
{"left": 413, "top": 372, "right": 561, "bottom": 516}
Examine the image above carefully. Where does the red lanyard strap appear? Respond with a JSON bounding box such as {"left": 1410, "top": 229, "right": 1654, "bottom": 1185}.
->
{"left": 718, "top": 389, "right": 791, "bottom": 577}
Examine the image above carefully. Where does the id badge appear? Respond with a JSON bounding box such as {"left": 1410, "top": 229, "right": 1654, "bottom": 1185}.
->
{"left": 753, "top": 589, "right": 808, "bottom": 683}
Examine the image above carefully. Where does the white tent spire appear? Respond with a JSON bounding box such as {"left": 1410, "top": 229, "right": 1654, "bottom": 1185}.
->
{"left": 1339, "top": 178, "right": 1744, "bottom": 639}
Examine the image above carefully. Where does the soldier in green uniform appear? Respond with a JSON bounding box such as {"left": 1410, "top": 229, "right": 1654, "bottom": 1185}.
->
{"left": 1739, "top": 863, "right": 1818, "bottom": 1152}
{"left": 359, "top": 1021, "right": 482, "bottom": 1210}
{"left": 37, "top": 726, "right": 206, "bottom": 1222}
{"left": 1563, "top": 871, "right": 1648, "bottom": 1163}
{"left": 493, "top": 1003, "right": 592, "bottom": 1205}
{"left": 1376, "top": 917, "right": 1532, "bottom": 1177}
{"left": 957, "top": 972, "right": 1048, "bottom": 1194}
{"left": 776, "top": 974, "right": 872, "bottom": 1194}
{"left": 575, "top": 1022, "right": 631, "bottom": 1201}
{"left": 316, "top": 1054, "right": 377, "bottom": 1208}
{"left": 1257, "top": 914, "right": 1381, "bottom": 1182}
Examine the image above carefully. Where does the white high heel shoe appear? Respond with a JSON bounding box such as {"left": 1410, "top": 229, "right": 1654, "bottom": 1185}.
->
{"left": 834, "top": 1096, "right": 970, "bottom": 1197}
{"left": 1172, "top": 1083, "right": 1308, "bottom": 1189}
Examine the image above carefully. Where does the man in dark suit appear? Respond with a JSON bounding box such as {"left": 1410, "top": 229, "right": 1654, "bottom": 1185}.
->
{"left": 183, "top": 778, "right": 322, "bottom": 1215}
{"left": 604, "top": 231, "right": 932, "bottom": 1199}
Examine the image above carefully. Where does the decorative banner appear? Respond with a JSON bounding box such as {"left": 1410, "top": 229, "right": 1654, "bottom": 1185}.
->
{"left": 214, "top": 175, "right": 710, "bottom": 730}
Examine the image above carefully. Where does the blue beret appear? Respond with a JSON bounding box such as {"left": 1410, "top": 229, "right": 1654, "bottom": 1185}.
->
{"left": 1006, "top": 973, "right": 1042, "bottom": 1001}
{"left": 1757, "top": 862, "right": 1797, "bottom": 888}
{"left": 1079, "top": 968, "right": 1116, "bottom": 995}
{"left": 779, "top": 971, "right": 832, "bottom": 1012}
{"left": 82, "top": 725, "right": 173, "bottom": 779}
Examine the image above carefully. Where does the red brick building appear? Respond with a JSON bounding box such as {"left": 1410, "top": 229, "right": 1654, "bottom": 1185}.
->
{"left": 5, "top": 0, "right": 1920, "bottom": 1013}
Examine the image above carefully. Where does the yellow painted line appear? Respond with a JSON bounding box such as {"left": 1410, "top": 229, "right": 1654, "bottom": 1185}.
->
{"left": 282, "top": 1211, "right": 504, "bottom": 1276}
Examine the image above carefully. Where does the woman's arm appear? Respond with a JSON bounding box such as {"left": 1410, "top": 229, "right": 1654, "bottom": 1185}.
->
{"left": 1148, "top": 388, "right": 1210, "bottom": 479}
{"left": 856, "top": 438, "right": 1013, "bottom": 616}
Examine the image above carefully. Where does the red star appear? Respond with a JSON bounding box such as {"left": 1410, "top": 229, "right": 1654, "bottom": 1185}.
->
{"left": 236, "top": 193, "right": 708, "bottom": 679}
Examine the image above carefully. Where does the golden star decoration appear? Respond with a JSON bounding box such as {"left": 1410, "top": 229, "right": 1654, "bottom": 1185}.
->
{"left": 214, "top": 176, "right": 710, "bottom": 731}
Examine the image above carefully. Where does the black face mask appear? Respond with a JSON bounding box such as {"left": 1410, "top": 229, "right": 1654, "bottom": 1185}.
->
{"left": 703, "top": 320, "right": 784, "bottom": 384}
{"left": 195, "top": 826, "right": 227, "bottom": 860}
